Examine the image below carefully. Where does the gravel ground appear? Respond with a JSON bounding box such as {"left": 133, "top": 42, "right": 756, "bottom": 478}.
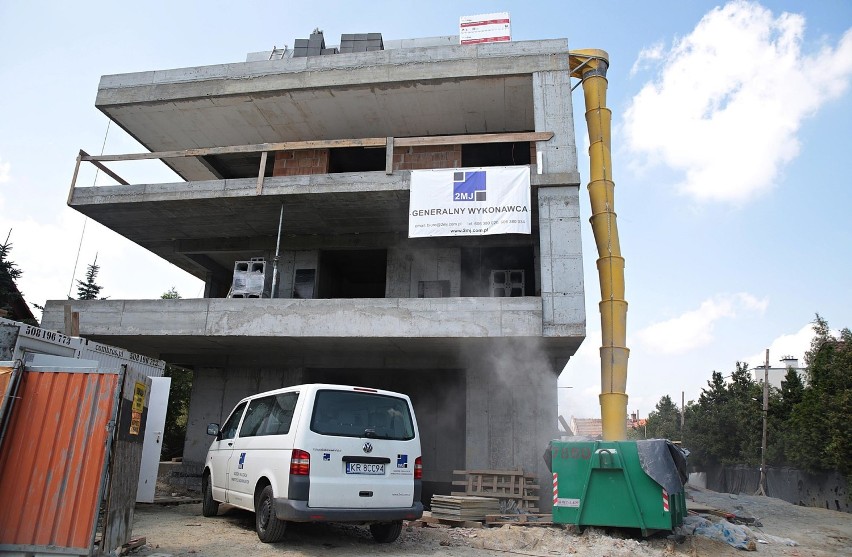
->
{"left": 128, "top": 487, "right": 852, "bottom": 557}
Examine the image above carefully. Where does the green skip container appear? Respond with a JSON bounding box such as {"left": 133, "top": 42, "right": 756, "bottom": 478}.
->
{"left": 548, "top": 439, "right": 688, "bottom": 536}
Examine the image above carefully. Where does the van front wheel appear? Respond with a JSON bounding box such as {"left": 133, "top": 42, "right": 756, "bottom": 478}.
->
{"left": 201, "top": 474, "right": 219, "bottom": 517}
{"left": 255, "top": 485, "right": 287, "bottom": 542}
{"left": 370, "top": 521, "right": 403, "bottom": 543}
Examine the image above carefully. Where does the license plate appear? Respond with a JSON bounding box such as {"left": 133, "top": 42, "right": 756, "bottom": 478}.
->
{"left": 345, "top": 462, "right": 385, "bottom": 475}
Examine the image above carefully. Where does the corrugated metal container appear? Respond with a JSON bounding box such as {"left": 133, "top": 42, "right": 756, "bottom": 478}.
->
{"left": 0, "top": 318, "right": 165, "bottom": 378}
{"left": 0, "top": 363, "right": 121, "bottom": 556}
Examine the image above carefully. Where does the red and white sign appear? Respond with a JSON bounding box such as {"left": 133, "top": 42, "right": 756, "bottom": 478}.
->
{"left": 662, "top": 489, "right": 670, "bottom": 512}
{"left": 459, "top": 12, "right": 511, "bottom": 45}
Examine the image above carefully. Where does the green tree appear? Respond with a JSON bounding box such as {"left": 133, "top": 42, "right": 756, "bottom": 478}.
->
{"left": 0, "top": 236, "right": 38, "bottom": 325}
{"left": 645, "top": 395, "right": 682, "bottom": 440}
{"left": 162, "top": 365, "right": 193, "bottom": 460}
{"left": 161, "top": 287, "right": 181, "bottom": 299}
{"left": 0, "top": 237, "right": 23, "bottom": 314}
{"left": 683, "top": 364, "right": 763, "bottom": 467}
{"left": 76, "top": 255, "right": 104, "bottom": 300}
{"left": 787, "top": 315, "right": 852, "bottom": 473}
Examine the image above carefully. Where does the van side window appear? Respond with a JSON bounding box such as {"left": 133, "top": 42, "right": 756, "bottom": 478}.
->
{"left": 240, "top": 392, "right": 299, "bottom": 437}
{"left": 220, "top": 401, "right": 248, "bottom": 441}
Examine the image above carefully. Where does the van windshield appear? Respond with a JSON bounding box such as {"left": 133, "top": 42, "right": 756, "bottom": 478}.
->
{"left": 310, "top": 390, "right": 415, "bottom": 440}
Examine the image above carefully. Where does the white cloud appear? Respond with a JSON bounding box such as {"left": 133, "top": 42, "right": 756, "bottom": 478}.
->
{"left": 630, "top": 42, "right": 665, "bottom": 77}
{"left": 636, "top": 293, "right": 768, "bottom": 354}
{"left": 0, "top": 158, "right": 10, "bottom": 184}
{"left": 624, "top": 1, "right": 852, "bottom": 204}
{"left": 741, "top": 322, "right": 826, "bottom": 370}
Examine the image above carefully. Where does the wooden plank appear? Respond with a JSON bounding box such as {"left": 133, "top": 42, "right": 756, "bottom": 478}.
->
{"left": 453, "top": 469, "right": 532, "bottom": 476}
{"left": 68, "top": 151, "right": 83, "bottom": 205}
{"left": 256, "top": 151, "right": 268, "bottom": 195}
{"left": 395, "top": 132, "right": 553, "bottom": 147}
{"left": 119, "top": 537, "right": 146, "bottom": 555}
{"left": 86, "top": 138, "right": 389, "bottom": 162}
{"left": 415, "top": 512, "right": 484, "bottom": 529}
{"left": 485, "top": 514, "right": 552, "bottom": 526}
{"left": 83, "top": 132, "right": 554, "bottom": 163}
{"left": 385, "top": 136, "right": 394, "bottom": 174}
{"left": 452, "top": 480, "right": 540, "bottom": 490}
{"left": 89, "top": 157, "right": 130, "bottom": 186}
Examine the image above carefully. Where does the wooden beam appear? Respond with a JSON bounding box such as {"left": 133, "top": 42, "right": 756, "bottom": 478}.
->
{"left": 68, "top": 151, "right": 83, "bottom": 205}
{"left": 81, "top": 149, "right": 129, "bottom": 185}
{"left": 394, "top": 132, "right": 553, "bottom": 147}
{"left": 256, "top": 151, "right": 268, "bottom": 194}
{"left": 86, "top": 138, "right": 389, "bottom": 163}
{"left": 385, "top": 137, "right": 394, "bottom": 175}
{"left": 82, "top": 132, "right": 554, "bottom": 163}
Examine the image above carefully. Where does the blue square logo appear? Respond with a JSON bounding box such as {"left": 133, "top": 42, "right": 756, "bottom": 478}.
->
{"left": 323, "top": 453, "right": 331, "bottom": 461}
{"left": 238, "top": 452, "right": 246, "bottom": 469}
{"left": 397, "top": 454, "right": 408, "bottom": 468}
{"left": 453, "top": 171, "right": 486, "bottom": 202}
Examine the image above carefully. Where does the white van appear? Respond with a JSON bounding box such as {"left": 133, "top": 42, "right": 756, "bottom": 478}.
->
{"left": 202, "top": 383, "right": 423, "bottom": 543}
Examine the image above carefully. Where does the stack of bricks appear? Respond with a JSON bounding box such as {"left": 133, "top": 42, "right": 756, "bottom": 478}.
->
{"left": 294, "top": 31, "right": 337, "bottom": 57}
{"left": 339, "top": 33, "right": 384, "bottom": 53}
{"left": 272, "top": 149, "right": 330, "bottom": 176}
{"left": 393, "top": 145, "right": 462, "bottom": 171}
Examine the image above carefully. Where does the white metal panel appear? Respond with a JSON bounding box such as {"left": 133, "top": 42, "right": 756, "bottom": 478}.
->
{"left": 136, "top": 377, "right": 171, "bottom": 502}
{"left": 77, "top": 338, "right": 166, "bottom": 378}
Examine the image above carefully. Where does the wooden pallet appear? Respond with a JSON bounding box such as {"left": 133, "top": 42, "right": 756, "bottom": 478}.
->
{"left": 485, "top": 513, "right": 553, "bottom": 526}
{"left": 452, "top": 468, "right": 540, "bottom": 513}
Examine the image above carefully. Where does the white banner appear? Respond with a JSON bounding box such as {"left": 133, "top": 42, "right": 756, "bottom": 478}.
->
{"left": 408, "top": 166, "right": 531, "bottom": 238}
{"left": 459, "top": 12, "right": 511, "bottom": 45}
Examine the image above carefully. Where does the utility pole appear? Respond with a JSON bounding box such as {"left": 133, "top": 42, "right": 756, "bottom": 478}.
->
{"left": 756, "top": 349, "right": 769, "bottom": 496}
{"left": 680, "top": 391, "right": 685, "bottom": 432}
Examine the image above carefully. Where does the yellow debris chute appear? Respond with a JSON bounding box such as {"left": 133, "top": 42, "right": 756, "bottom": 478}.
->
{"left": 569, "top": 50, "right": 629, "bottom": 441}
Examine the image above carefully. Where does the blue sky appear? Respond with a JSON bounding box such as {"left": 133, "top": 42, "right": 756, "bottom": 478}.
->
{"left": 2, "top": 1, "right": 850, "bottom": 420}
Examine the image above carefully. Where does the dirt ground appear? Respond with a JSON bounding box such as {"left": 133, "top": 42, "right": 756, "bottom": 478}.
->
{"left": 129, "top": 487, "right": 852, "bottom": 557}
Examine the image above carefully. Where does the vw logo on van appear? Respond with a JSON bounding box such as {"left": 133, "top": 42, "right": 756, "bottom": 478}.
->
{"left": 363, "top": 442, "right": 373, "bottom": 454}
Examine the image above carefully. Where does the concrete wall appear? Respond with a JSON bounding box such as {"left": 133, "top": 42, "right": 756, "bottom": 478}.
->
{"left": 386, "top": 247, "right": 461, "bottom": 298}
{"left": 464, "top": 339, "right": 559, "bottom": 511}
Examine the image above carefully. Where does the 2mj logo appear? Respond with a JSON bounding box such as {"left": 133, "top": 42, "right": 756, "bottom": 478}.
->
{"left": 453, "top": 171, "right": 486, "bottom": 202}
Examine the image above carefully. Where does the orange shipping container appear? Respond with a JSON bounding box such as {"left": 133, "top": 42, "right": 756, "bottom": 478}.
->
{"left": 0, "top": 364, "right": 120, "bottom": 555}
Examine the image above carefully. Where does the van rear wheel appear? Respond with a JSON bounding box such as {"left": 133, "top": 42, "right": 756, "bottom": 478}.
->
{"left": 255, "top": 485, "right": 286, "bottom": 542}
{"left": 370, "top": 521, "right": 403, "bottom": 543}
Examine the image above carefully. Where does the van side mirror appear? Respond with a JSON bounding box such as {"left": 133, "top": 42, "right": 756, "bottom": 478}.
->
{"left": 207, "top": 423, "right": 220, "bottom": 436}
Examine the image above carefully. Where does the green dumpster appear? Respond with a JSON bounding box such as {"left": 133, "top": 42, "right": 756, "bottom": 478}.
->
{"left": 548, "top": 439, "right": 687, "bottom": 536}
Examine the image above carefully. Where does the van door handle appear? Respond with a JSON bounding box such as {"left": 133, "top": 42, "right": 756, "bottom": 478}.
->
{"left": 228, "top": 442, "right": 233, "bottom": 447}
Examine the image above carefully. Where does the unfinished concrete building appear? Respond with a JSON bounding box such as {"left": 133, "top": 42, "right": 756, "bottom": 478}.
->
{"left": 43, "top": 31, "right": 585, "bottom": 507}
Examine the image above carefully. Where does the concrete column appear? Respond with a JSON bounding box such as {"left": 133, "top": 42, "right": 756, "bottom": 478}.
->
{"left": 538, "top": 186, "right": 585, "bottom": 337}
{"left": 533, "top": 70, "right": 577, "bottom": 175}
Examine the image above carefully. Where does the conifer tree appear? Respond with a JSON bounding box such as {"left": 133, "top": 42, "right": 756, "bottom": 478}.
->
{"left": 76, "top": 255, "right": 104, "bottom": 300}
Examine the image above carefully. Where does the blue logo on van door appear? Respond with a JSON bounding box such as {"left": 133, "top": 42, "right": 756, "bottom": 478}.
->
{"left": 397, "top": 454, "right": 408, "bottom": 468}
{"left": 323, "top": 453, "right": 330, "bottom": 461}
{"left": 238, "top": 452, "right": 246, "bottom": 469}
